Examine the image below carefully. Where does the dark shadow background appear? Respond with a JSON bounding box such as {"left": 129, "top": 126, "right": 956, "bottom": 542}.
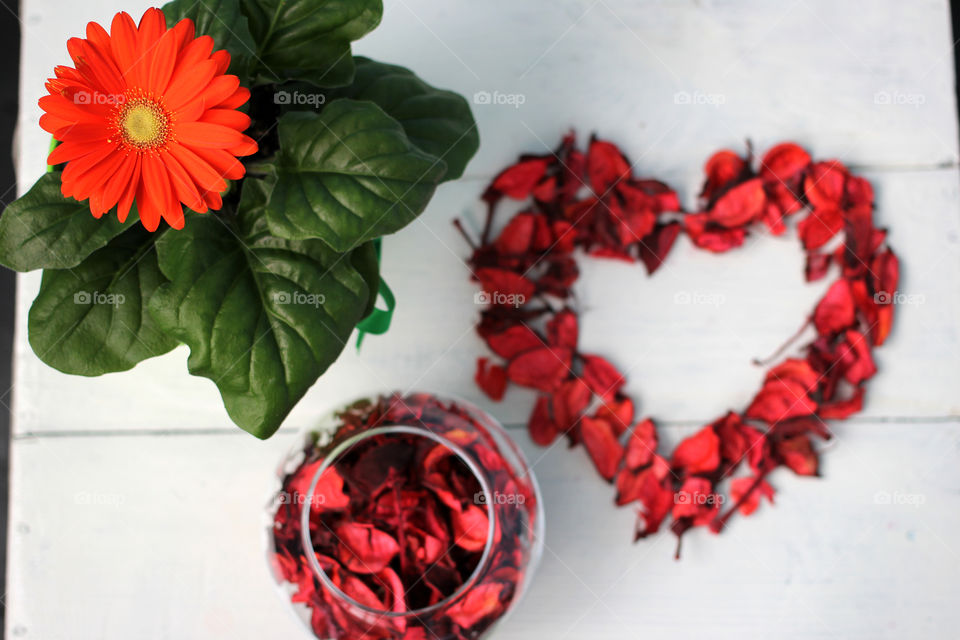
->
{"left": 0, "top": 1, "right": 958, "bottom": 638}
{"left": 0, "top": 0, "right": 19, "bottom": 635}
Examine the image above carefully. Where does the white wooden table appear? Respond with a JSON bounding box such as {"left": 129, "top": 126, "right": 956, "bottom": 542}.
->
{"left": 7, "top": 1, "right": 960, "bottom": 638}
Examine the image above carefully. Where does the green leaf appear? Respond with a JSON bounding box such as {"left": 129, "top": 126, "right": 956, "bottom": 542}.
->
{"left": 239, "top": 0, "right": 382, "bottom": 86}
{"left": 265, "top": 99, "right": 447, "bottom": 252}
{"left": 351, "top": 240, "right": 380, "bottom": 320}
{"left": 27, "top": 226, "right": 178, "bottom": 375}
{"left": 0, "top": 173, "right": 137, "bottom": 272}
{"left": 325, "top": 57, "right": 479, "bottom": 181}
{"left": 149, "top": 179, "right": 373, "bottom": 438}
{"left": 163, "top": 0, "right": 257, "bottom": 82}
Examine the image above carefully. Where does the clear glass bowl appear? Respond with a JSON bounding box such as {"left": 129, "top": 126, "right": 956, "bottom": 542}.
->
{"left": 266, "top": 391, "right": 544, "bottom": 640}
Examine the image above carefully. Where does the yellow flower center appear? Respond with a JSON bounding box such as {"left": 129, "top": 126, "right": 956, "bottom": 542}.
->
{"left": 114, "top": 96, "right": 170, "bottom": 151}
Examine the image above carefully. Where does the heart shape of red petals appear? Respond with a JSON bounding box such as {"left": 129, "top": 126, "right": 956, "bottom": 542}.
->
{"left": 457, "top": 134, "right": 898, "bottom": 557}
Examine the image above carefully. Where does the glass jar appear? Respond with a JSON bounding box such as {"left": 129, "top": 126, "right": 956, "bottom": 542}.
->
{"left": 266, "top": 391, "right": 544, "bottom": 640}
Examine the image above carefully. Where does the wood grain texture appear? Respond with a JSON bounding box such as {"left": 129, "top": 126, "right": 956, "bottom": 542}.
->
{"left": 7, "top": 0, "right": 960, "bottom": 638}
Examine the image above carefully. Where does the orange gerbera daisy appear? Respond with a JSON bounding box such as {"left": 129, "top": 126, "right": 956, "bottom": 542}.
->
{"left": 39, "top": 8, "right": 258, "bottom": 231}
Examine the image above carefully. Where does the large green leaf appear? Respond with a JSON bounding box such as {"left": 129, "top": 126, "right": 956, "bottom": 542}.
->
{"left": 351, "top": 240, "right": 380, "bottom": 320}
{"left": 27, "top": 226, "right": 178, "bottom": 375}
{"left": 149, "top": 179, "right": 373, "bottom": 438}
{"left": 239, "top": 0, "right": 382, "bottom": 86}
{"left": 163, "top": 0, "right": 257, "bottom": 82}
{"left": 0, "top": 173, "right": 136, "bottom": 272}
{"left": 265, "top": 99, "right": 447, "bottom": 252}
{"left": 325, "top": 57, "right": 479, "bottom": 181}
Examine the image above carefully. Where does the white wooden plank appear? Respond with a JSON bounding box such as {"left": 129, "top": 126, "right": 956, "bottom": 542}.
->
{"left": 6, "top": 422, "right": 960, "bottom": 640}
{"left": 12, "top": 167, "right": 960, "bottom": 433}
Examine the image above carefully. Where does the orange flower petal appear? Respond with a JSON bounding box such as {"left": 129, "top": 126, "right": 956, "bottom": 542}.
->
{"left": 163, "top": 60, "right": 217, "bottom": 112}
{"left": 176, "top": 121, "right": 246, "bottom": 149}
{"left": 199, "top": 108, "right": 250, "bottom": 131}
{"left": 210, "top": 50, "right": 230, "bottom": 75}
{"left": 161, "top": 148, "right": 206, "bottom": 213}
{"left": 117, "top": 156, "right": 141, "bottom": 223}
{"left": 146, "top": 28, "right": 179, "bottom": 95}
{"left": 109, "top": 12, "right": 138, "bottom": 79}
{"left": 192, "top": 147, "right": 245, "bottom": 181}
{"left": 197, "top": 75, "right": 239, "bottom": 108}
{"left": 99, "top": 152, "right": 138, "bottom": 214}
{"left": 228, "top": 134, "right": 258, "bottom": 157}
{"left": 166, "top": 142, "right": 226, "bottom": 194}
{"left": 217, "top": 86, "right": 250, "bottom": 110}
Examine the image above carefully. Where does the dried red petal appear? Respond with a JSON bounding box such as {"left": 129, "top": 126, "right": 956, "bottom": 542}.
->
{"left": 672, "top": 477, "right": 719, "bottom": 524}
{"left": 485, "top": 324, "right": 543, "bottom": 359}
{"left": 684, "top": 212, "right": 747, "bottom": 252}
{"left": 506, "top": 346, "right": 572, "bottom": 392}
{"left": 818, "top": 386, "right": 865, "bottom": 419}
{"left": 587, "top": 138, "right": 631, "bottom": 193}
{"left": 838, "top": 330, "right": 876, "bottom": 385}
{"left": 700, "top": 149, "right": 746, "bottom": 201}
{"left": 813, "top": 279, "right": 856, "bottom": 336}
{"left": 286, "top": 462, "right": 350, "bottom": 513}
{"left": 335, "top": 522, "right": 401, "bottom": 574}
{"left": 494, "top": 212, "right": 536, "bottom": 255}
{"left": 759, "top": 142, "right": 811, "bottom": 185}
{"left": 776, "top": 435, "right": 819, "bottom": 476}
{"left": 446, "top": 582, "right": 504, "bottom": 629}
{"left": 630, "top": 469, "right": 674, "bottom": 538}
{"left": 805, "top": 251, "right": 833, "bottom": 282}
{"left": 871, "top": 248, "right": 899, "bottom": 345}
{"left": 528, "top": 395, "right": 560, "bottom": 446}
{"left": 579, "top": 415, "right": 625, "bottom": 481}
{"left": 546, "top": 309, "right": 578, "bottom": 349}
{"left": 487, "top": 158, "right": 550, "bottom": 200}
{"left": 766, "top": 358, "right": 820, "bottom": 394}
{"left": 671, "top": 425, "right": 721, "bottom": 474}
{"left": 638, "top": 222, "right": 681, "bottom": 275}
{"left": 476, "top": 267, "right": 536, "bottom": 303}
{"left": 615, "top": 456, "right": 669, "bottom": 506}
{"left": 707, "top": 178, "right": 766, "bottom": 228}
{"left": 595, "top": 394, "right": 635, "bottom": 436}
{"left": 451, "top": 503, "right": 489, "bottom": 552}
{"left": 805, "top": 161, "right": 847, "bottom": 209}
{"left": 798, "top": 205, "right": 844, "bottom": 250}
{"left": 712, "top": 412, "right": 747, "bottom": 464}
{"left": 581, "top": 354, "right": 626, "bottom": 398}
{"left": 475, "top": 358, "right": 507, "bottom": 401}
{"left": 746, "top": 377, "right": 818, "bottom": 425}
{"left": 551, "top": 378, "right": 592, "bottom": 430}
{"left": 623, "top": 418, "right": 658, "bottom": 470}
{"left": 729, "top": 476, "right": 775, "bottom": 515}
